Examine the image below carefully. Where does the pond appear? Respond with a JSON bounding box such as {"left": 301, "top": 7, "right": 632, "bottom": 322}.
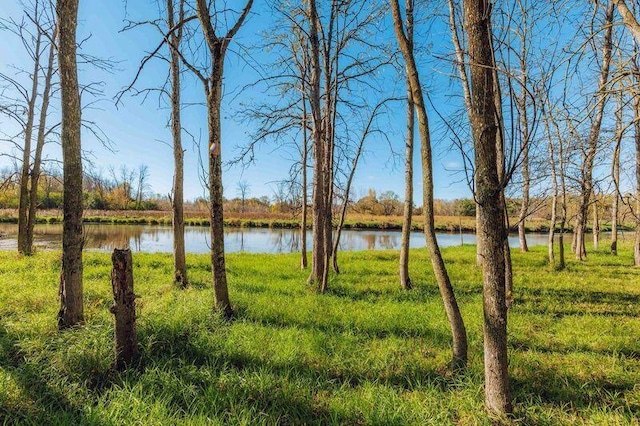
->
{"left": 0, "top": 223, "right": 557, "bottom": 253}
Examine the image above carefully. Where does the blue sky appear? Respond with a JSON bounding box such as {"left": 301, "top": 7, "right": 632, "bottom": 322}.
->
{"left": 0, "top": 0, "right": 500, "bottom": 203}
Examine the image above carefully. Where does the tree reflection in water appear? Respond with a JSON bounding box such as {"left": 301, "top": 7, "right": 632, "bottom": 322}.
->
{"left": 0, "top": 223, "right": 554, "bottom": 253}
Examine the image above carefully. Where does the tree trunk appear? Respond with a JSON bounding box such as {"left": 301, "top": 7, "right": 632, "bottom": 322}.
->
{"left": 447, "top": 0, "right": 482, "bottom": 266}
{"left": 635, "top": 85, "right": 640, "bottom": 266}
{"left": 110, "top": 249, "right": 138, "bottom": 370}
{"left": 332, "top": 102, "right": 383, "bottom": 274}
{"left": 57, "top": 0, "right": 84, "bottom": 329}
{"left": 399, "top": 0, "right": 415, "bottom": 291}
{"left": 208, "top": 74, "right": 232, "bottom": 318}
{"left": 611, "top": 95, "right": 622, "bottom": 256}
{"left": 463, "top": 0, "right": 512, "bottom": 415}
{"left": 575, "top": 2, "right": 614, "bottom": 260}
{"left": 301, "top": 90, "right": 308, "bottom": 269}
{"left": 168, "top": 0, "right": 187, "bottom": 288}
{"left": 18, "top": 29, "right": 42, "bottom": 255}
{"left": 195, "top": 0, "right": 252, "bottom": 316}
{"left": 545, "top": 113, "right": 558, "bottom": 266}
{"left": 517, "top": 6, "right": 530, "bottom": 253}
{"left": 391, "top": 0, "right": 467, "bottom": 369}
{"left": 26, "top": 30, "right": 56, "bottom": 255}
{"left": 593, "top": 195, "right": 600, "bottom": 251}
{"left": 307, "top": 0, "right": 329, "bottom": 291}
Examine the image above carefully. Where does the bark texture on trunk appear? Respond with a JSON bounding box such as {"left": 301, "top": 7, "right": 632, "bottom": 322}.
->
{"left": 391, "top": 0, "right": 467, "bottom": 368}
{"left": 57, "top": 0, "right": 84, "bottom": 329}
{"left": 208, "top": 75, "right": 232, "bottom": 318}
{"left": 110, "top": 249, "right": 138, "bottom": 370}
{"left": 463, "top": 0, "right": 512, "bottom": 415}
{"left": 168, "top": 0, "right": 187, "bottom": 288}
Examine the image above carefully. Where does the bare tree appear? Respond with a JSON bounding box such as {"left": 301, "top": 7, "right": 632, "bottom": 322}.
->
{"left": 574, "top": 2, "right": 614, "bottom": 260}
{"left": 391, "top": 0, "right": 467, "bottom": 369}
{"left": 167, "top": 0, "right": 187, "bottom": 288}
{"left": 57, "top": 0, "right": 84, "bottom": 329}
{"left": 237, "top": 180, "right": 250, "bottom": 213}
{"left": 194, "top": 0, "right": 253, "bottom": 317}
{"left": 463, "top": 0, "right": 512, "bottom": 415}
{"left": 0, "top": 1, "right": 57, "bottom": 255}
{"left": 398, "top": 0, "right": 414, "bottom": 291}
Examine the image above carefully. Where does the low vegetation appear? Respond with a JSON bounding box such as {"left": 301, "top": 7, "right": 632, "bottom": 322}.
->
{"left": 0, "top": 244, "right": 638, "bottom": 424}
{"left": 0, "top": 209, "right": 633, "bottom": 234}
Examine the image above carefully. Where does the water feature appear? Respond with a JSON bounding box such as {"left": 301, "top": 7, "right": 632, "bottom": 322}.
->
{"left": 0, "top": 223, "right": 566, "bottom": 253}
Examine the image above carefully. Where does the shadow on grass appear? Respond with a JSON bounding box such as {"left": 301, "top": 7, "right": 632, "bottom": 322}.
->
{"left": 512, "top": 359, "right": 639, "bottom": 417}
{"left": 0, "top": 327, "right": 107, "bottom": 426}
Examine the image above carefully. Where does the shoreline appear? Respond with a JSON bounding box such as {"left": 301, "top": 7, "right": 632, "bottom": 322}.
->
{"left": 0, "top": 209, "right": 633, "bottom": 233}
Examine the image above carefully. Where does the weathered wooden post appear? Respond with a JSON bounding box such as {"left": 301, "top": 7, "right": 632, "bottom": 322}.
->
{"left": 110, "top": 248, "right": 138, "bottom": 370}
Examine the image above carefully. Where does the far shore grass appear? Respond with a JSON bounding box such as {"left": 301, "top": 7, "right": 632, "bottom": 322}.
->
{"left": 0, "top": 244, "right": 638, "bottom": 424}
{"left": 0, "top": 208, "right": 631, "bottom": 233}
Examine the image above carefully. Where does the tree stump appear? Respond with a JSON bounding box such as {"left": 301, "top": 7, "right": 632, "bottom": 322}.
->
{"left": 110, "top": 248, "right": 138, "bottom": 370}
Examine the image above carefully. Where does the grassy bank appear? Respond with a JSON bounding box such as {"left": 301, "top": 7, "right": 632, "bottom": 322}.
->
{"left": 0, "top": 245, "right": 638, "bottom": 424}
{"left": 1, "top": 208, "right": 630, "bottom": 233}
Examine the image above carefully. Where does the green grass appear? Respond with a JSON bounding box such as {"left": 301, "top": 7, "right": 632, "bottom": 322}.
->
{"left": 0, "top": 244, "right": 638, "bottom": 424}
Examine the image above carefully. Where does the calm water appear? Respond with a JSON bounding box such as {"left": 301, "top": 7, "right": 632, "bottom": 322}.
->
{"left": 0, "top": 223, "right": 556, "bottom": 253}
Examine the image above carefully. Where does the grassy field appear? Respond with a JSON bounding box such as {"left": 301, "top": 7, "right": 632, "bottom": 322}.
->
{"left": 0, "top": 244, "right": 638, "bottom": 424}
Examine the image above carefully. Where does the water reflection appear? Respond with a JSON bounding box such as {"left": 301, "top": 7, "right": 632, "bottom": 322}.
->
{"left": 0, "top": 222, "right": 569, "bottom": 254}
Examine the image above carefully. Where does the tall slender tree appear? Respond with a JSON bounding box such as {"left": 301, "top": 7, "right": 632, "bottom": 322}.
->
{"left": 398, "top": 0, "right": 415, "bottom": 291}
{"left": 57, "top": 0, "right": 84, "bottom": 329}
{"left": 167, "top": 0, "right": 187, "bottom": 288}
{"left": 194, "top": 0, "right": 253, "bottom": 317}
{"left": 390, "top": 0, "right": 467, "bottom": 368}
{"left": 463, "top": 0, "right": 512, "bottom": 415}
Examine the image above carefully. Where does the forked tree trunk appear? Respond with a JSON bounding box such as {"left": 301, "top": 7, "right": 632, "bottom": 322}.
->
{"left": 26, "top": 30, "right": 56, "bottom": 254}
{"left": 57, "top": 0, "right": 84, "bottom": 329}
{"left": 575, "top": 2, "right": 614, "bottom": 260}
{"left": 18, "top": 26, "right": 42, "bottom": 255}
{"left": 463, "top": 0, "right": 512, "bottom": 415}
{"left": 307, "top": 0, "right": 329, "bottom": 291}
{"left": 195, "top": 0, "right": 252, "bottom": 317}
{"left": 168, "top": 0, "right": 187, "bottom": 288}
{"left": 110, "top": 249, "right": 138, "bottom": 370}
{"left": 399, "top": 0, "right": 415, "bottom": 291}
{"left": 391, "top": 0, "right": 467, "bottom": 369}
